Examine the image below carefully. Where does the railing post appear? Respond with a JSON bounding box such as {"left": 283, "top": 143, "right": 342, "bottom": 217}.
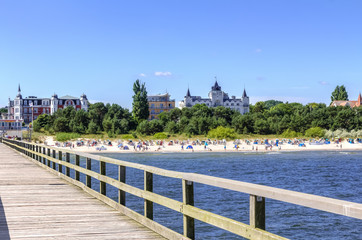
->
{"left": 52, "top": 150, "right": 56, "bottom": 170}
{"left": 42, "top": 147, "right": 46, "bottom": 164}
{"left": 36, "top": 145, "right": 39, "bottom": 161}
{"left": 75, "top": 155, "right": 80, "bottom": 181}
{"left": 58, "top": 151, "right": 63, "bottom": 173}
{"left": 118, "top": 165, "right": 126, "bottom": 206}
{"left": 66, "top": 152, "right": 70, "bottom": 177}
{"left": 250, "top": 195, "right": 265, "bottom": 230}
{"left": 32, "top": 145, "right": 35, "bottom": 159}
{"left": 47, "top": 148, "right": 51, "bottom": 167}
{"left": 100, "top": 161, "right": 106, "bottom": 195}
{"left": 182, "top": 179, "right": 195, "bottom": 239}
{"left": 86, "top": 158, "right": 91, "bottom": 188}
{"left": 144, "top": 171, "right": 153, "bottom": 220}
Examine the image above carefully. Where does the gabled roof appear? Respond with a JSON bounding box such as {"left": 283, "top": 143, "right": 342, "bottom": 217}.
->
{"left": 60, "top": 95, "right": 78, "bottom": 100}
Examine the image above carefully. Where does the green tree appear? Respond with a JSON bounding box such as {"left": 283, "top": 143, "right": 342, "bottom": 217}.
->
{"left": 331, "top": 85, "right": 349, "bottom": 102}
{"left": 0, "top": 107, "right": 7, "bottom": 113}
{"left": 132, "top": 79, "right": 149, "bottom": 123}
{"left": 264, "top": 100, "right": 283, "bottom": 109}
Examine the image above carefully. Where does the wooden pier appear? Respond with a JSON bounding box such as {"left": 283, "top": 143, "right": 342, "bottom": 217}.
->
{"left": 1, "top": 138, "right": 362, "bottom": 239}
{"left": 0, "top": 143, "right": 165, "bottom": 239}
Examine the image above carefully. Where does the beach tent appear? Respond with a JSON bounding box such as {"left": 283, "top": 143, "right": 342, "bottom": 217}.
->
{"left": 186, "top": 145, "right": 193, "bottom": 149}
{"left": 123, "top": 146, "right": 129, "bottom": 150}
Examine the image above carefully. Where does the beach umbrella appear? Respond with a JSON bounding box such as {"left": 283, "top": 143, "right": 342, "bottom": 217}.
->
{"left": 186, "top": 145, "right": 193, "bottom": 149}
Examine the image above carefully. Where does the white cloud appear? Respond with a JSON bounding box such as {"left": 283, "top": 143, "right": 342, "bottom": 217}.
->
{"left": 154, "top": 71, "right": 172, "bottom": 77}
{"left": 139, "top": 73, "right": 146, "bottom": 77}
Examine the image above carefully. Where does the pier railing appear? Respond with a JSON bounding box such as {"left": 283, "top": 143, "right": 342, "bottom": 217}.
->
{"left": 2, "top": 138, "right": 362, "bottom": 240}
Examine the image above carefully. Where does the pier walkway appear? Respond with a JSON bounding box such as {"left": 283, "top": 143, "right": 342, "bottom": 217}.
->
{"left": 0, "top": 143, "right": 165, "bottom": 239}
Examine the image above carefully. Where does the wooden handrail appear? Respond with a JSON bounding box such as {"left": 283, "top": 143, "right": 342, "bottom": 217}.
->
{"left": 3, "top": 138, "right": 362, "bottom": 240}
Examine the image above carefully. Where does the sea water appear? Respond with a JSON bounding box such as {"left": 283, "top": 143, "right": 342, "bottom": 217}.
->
{"left": 85, "top": 151, "right": 362, "bottom": 239}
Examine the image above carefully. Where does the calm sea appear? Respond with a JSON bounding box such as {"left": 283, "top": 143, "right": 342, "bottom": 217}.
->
{"left": 82, "top": 151, "right": 362, "bottom": 239}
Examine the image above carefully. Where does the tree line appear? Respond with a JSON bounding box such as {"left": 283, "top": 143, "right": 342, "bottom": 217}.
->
{"left": 32, "top": 82, "right": 361, "bottom": 137}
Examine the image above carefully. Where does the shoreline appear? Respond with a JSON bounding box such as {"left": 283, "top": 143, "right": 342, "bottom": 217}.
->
{"left": 41, "top": 137, "right": 362, "bottom": 154}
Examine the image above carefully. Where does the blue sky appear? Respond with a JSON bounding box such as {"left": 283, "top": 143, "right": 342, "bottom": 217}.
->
{"left": 1, "top": 0, "right": 362, "bottom": 109}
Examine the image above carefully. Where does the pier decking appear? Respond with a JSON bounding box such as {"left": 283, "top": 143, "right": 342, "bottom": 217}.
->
{"left": 0, "top": 143, "right": 165, "bottom": 239}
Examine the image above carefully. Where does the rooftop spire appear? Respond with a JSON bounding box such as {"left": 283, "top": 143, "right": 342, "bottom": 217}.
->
{"left": 186, "top": 87, "right": 191, "bottom": 97}
{"left": 242, "top": 88, "right": 248, "bottom": 98}
{"left": 18, "top": 84, "right": 21, "bottom": 93}
{"left": 212, "top": 77, "right": 221, "bottom": 91}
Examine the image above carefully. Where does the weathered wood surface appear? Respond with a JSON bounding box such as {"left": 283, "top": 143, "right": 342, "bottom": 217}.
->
{"left": 0, "top": 143, "right": 165, "bottom": 240}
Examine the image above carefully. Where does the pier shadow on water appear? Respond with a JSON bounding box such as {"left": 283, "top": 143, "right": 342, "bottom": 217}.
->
{"left": 0, "top": 197, "right": 10, "bottom": 240}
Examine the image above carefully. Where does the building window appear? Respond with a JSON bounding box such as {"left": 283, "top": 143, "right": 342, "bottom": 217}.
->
{"left": 226, "top": 103, "right": 229, "bottom": 106}
{"left": 160, "top": 104, "right": 164, "bottom": 108}
{"left": 151, "top": 110, "right": 155, "bottom": 114}
{"left": 24, "top": 100, "right": 27, "bottom": 105}
{"left": 34, "top": 108, "right": 38, "bottom": 113}
{"left": 236, "top": 103, "right": 239, "bottom": 106}
{"left": 15, "top": 108, "right": 19, "bottom": 113}
{"left": 151, "top": 104, "right": 155, "bottom": 108}
{"left": 160, "top": 110, "right": 163, "bottom": 113}
{"left": 59, "top": 100, "right": 62, "bottom": 105}
{"left": 24, "top": 108, "right": 28, "bottom": 113}
{"left": 231, "top": 103, "right": 234, "bottom": 106}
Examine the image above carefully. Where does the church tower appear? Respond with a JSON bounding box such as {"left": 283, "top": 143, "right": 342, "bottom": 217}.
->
{"left": 241, "top": 88, "right": 249, "bottom": 114}
{"left": 80, "top": 94, "right": 89, "bottom": 111}
{"left": 14, "top": 84, "right": 23, "bottom": 120}
{"left": 50, "top": 93, "right": 58, "bottom": 114}
{"left": 209, "top": 79, "right": 223, "bottom": 107}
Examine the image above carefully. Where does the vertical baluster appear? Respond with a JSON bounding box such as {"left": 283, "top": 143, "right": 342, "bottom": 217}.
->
{"left": 58, "top": 151, "right": 63, "bottom": 173}
{"left": 182, "top": 179, "right": 195, "bottom": 239}
{"left": 119, "top": 165, "right": 126, "bottom": 206}
{"left": 144, "top": 171, "right": 153, "bottom": 220}
{"left": 100, "top": 161, "right": 106, "bottom": 195}
{"left": 52, "top": 150, "right": 56, "bottom": 170}
{"left": 86, "top": 158, "right": 91, "bottom": 188}
{"left": 36, "top": 145, "right": 39, "bottom": 161}
{"left": 66, "top": 152, "right": 70, "bottom": 177}
{"left": 47, "top": 148, "right": 51, "bottom": 167}
{"left": 250, "top": 195, "right": 265, "bottom": 230}
{"left": 75, "top": 155, "right": 80, "bottom": 181}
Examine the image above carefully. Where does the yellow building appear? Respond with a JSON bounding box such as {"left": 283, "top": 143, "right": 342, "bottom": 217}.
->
{"left": 148, "top": 93, "right": 175, "bottom": 120}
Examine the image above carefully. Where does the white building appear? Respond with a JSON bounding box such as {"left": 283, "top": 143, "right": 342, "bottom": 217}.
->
{"left": 179, "top": 80, "right": 249, "bottom": 114}
{"left": 8, "top": 85, "right": 89, "bottom": 123}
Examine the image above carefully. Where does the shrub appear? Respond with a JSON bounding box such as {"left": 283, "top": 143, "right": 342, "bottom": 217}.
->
{"left": 153, "top": 132, "right": 169, "bottom": 139}
{"left": 281, "top": 129, "right": 300, "bottom": 138}
{"left": 207, "top": 126, "right": 236, "bottom": 140}
{"left": 55, "top": 132, "right": 80, "bottom": 142}
{"left": 305, "top": 127, "right": 325, "bottom": 138}
{"left": 121, "top": 134, "right": 134, "bottom": 139}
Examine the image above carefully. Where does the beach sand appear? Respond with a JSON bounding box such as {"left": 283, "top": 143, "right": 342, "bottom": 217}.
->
{"left": 42, "top": 137, "right": 362, "bottom": 154}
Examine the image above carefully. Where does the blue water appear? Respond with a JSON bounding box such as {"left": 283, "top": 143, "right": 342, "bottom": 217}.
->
{"left": 76, "top": 151, "right": 362, "bottom": 239}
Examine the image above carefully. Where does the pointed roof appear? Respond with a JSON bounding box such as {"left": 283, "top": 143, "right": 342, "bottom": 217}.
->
{"left": 212, "top": 80, "right": 221, "bottom": 91}
{"left": 358, "top": 92, "right": 362, "bottom": 103}
{"left": 186, "top": 88, "right": 191, "bottom": 97}
{"left": 242, "top": 88, "right": 248, "bottom": 98}
{"left": 18, "top": 84, "right": 21, "bottom": 92}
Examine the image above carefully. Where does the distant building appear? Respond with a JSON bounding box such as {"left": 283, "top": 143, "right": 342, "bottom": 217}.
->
{"left": 8, "top": 85, "right": 89, "bottom": 123}
{"left": 147, "top": 93, "right": 175, "bottom": 120}
{"left": 330, "top": 93, "right": 362, "bottom": 108}
{"left": 0, "top": 119, "right": 23, "bottom": 131}
{"left": 179, "top": 80, "right": 250, "bottom": 114}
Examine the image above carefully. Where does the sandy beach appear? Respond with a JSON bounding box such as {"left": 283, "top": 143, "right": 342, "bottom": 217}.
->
{"left": 42, "top": 137, "right": 362, "bottom": 154}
